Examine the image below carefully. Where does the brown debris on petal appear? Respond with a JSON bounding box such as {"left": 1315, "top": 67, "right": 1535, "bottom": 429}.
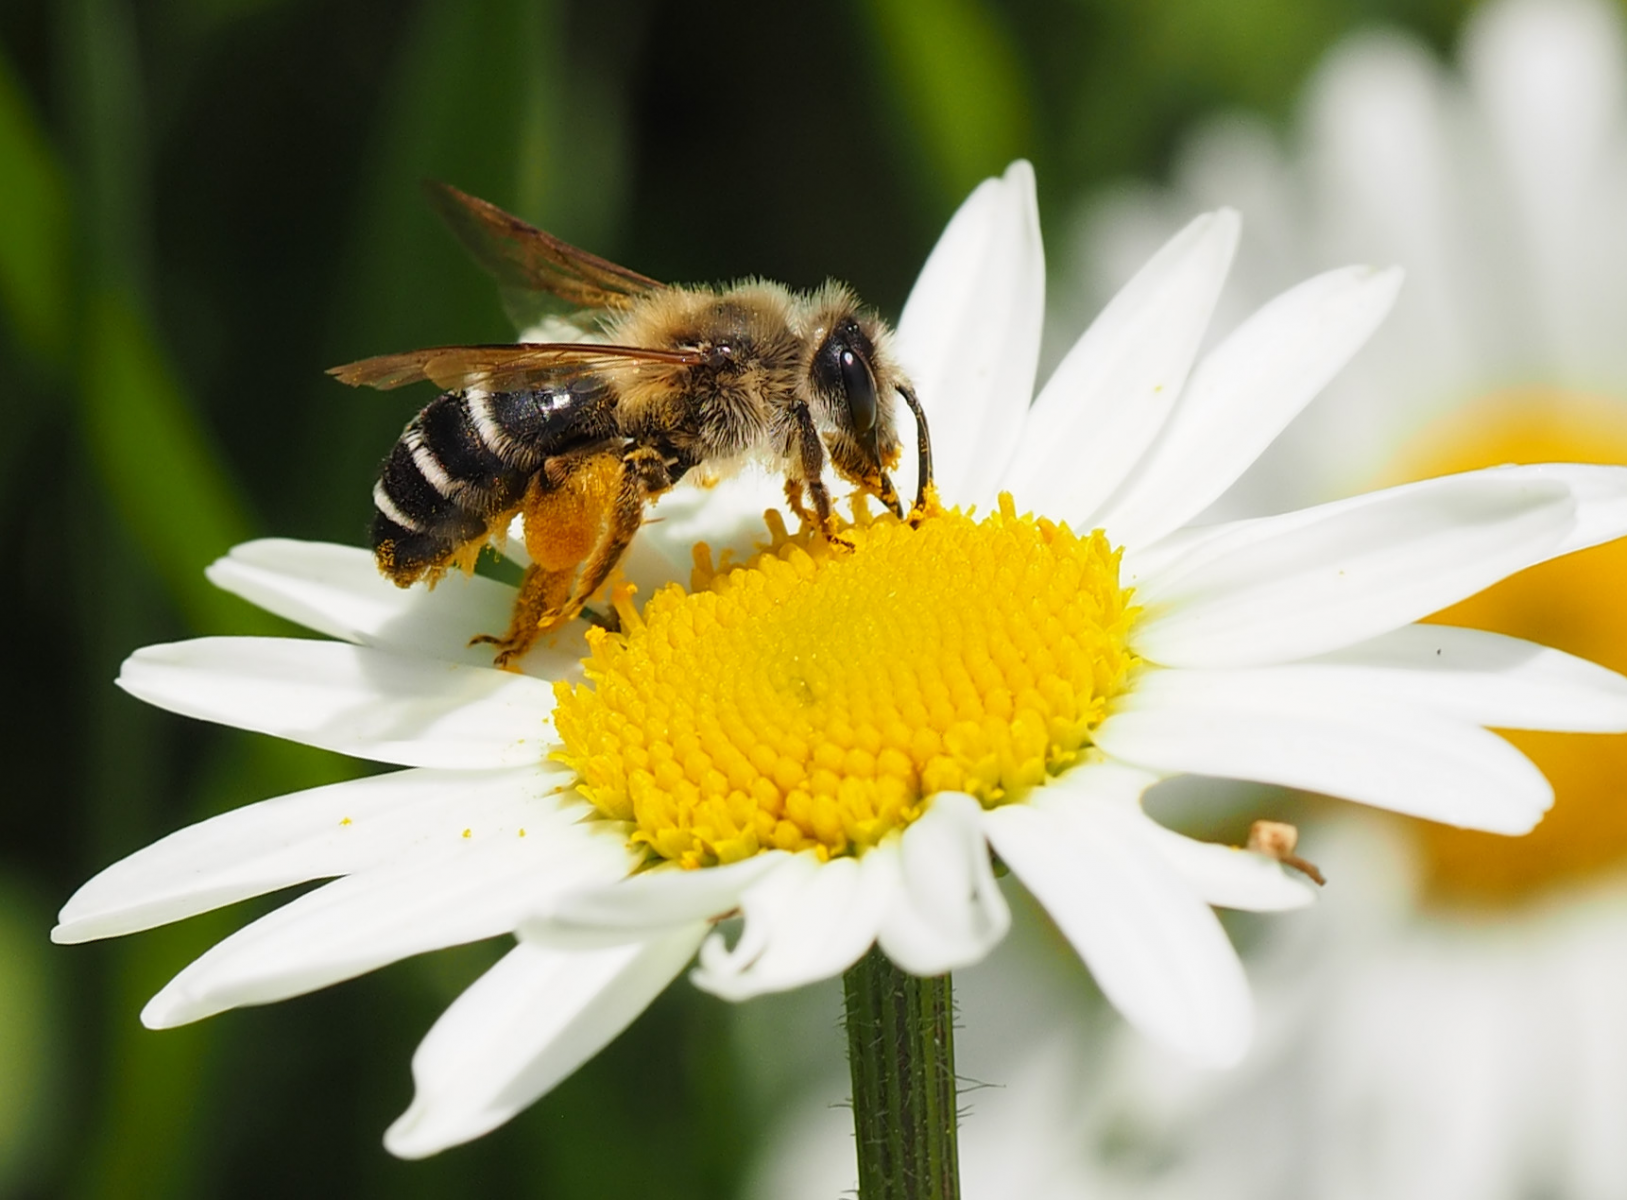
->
{"left": 1247, "top": 819, "right": 1327, "bottom": 886}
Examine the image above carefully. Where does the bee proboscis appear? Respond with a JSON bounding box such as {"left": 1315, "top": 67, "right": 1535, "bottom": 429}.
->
{"left": 330, "top": 184, "right": 934, "bottom": 666}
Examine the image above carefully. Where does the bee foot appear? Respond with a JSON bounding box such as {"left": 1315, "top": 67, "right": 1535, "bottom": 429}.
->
{"left": 469, "top": 630, "right": 534, "bottom": 670}
{"left": 820, "top": 524, "right": 856, "bottom": 552}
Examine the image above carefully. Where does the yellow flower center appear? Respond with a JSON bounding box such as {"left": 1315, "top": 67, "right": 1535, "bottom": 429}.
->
{"left": 551, "top": 496, "right": 1137, "bottom": 867}
{"left": 1382, "top": 389, "right": 1627, "bottom": 906}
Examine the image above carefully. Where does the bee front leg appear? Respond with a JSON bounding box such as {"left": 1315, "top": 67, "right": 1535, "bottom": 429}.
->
{"left": 897, "top": 383, "right": 935, "bottom": 521}
{"left": 871, "top": 471, "right": 904, "bottom": 519}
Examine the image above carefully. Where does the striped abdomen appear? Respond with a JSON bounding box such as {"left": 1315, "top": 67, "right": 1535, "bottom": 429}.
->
{"left": 371, "top": 378, "right": 613, "bottom": 582}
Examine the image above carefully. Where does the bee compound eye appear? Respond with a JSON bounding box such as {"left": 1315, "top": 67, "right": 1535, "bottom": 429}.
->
{"left": 839, "top": 347, "right": 878, "bottom": 437}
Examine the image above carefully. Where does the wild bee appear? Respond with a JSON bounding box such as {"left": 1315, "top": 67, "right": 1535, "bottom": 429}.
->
{"left": 330, "top": 184, "right": 934, "bottom": 666}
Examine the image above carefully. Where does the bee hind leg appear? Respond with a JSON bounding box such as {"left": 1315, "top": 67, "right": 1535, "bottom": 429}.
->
{"left": 471, "top": 563, "right": 577, "bottom": 668}
{"left": 475, "top": 452, "right": 622, "bottom": 668}
{"left": 560, "top": 445, "right": 675, "bottom": 618}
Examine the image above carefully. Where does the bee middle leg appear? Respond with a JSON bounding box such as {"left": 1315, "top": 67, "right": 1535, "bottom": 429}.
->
{"left": 788, "top": 403, "right": 839, "bottom": 534}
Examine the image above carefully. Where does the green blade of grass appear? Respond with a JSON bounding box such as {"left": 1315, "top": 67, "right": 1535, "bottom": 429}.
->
{"left": 855, "top": 0, "right": 1037, "bottom": 212}
{"left": 0, "top": 48, "right": 71, "bottom": 369}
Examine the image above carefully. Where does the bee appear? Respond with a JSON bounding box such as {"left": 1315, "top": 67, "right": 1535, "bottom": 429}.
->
{"left": 329, "top": 184, "right": 934, "bottom": 666}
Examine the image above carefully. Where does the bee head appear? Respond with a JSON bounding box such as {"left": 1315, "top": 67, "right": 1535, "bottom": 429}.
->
{"left": 812, "top": 317, "right": 880, "bottom": 442}
{"left": 807, "top": 295, "right": 906, "bottom": 496}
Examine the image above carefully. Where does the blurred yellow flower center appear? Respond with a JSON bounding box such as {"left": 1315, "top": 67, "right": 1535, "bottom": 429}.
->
{"left": 1384, "top": 389, "right": 1627, "bottom": 906}
{"left": 551, "top": 496, "right": 1137, "bottom": 867}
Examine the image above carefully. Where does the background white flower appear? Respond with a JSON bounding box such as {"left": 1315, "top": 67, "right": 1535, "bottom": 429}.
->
{"left": 1032, "top": 0, "right": 1627, "bottom": 1196}
{"left": 1066, "top": 0, "right": 1627, "bottom": 516}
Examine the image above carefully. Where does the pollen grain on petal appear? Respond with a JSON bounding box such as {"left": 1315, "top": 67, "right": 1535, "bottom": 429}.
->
{"left": 552, "top": 497, "right": 1138, "bottom": 867}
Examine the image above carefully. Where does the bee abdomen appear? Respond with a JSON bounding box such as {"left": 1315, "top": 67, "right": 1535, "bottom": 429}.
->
{"left": 372, "top": 391, "right": 530, "bottom": 582}
{"left": 371, "top": 380, "right": 617, "bottom": 583}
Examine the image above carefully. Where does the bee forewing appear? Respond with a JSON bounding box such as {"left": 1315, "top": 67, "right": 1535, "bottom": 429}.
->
{"left": 328, "top": 342, "right": 703, "bottom": 394}
{"left": 325, "top": 350, "right": 441, "bottom": 390}
{"left": 425, "top": 181, "right": 664, "bottom": 311}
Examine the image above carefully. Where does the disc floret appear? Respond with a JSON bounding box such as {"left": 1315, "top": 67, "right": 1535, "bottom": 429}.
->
{"left": 552, "top": 496, "right": 1139, "bottom": 867}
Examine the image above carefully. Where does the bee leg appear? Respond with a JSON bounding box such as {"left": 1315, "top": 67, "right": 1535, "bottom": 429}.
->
{"left": 787, "top": 403, "right": 843, "bottom": 537}
{"left": 471, "top": 563, "right": 577, "bottom": 668}
{"left": 561, "top": 445, "right": 674, "bottom": 617}
{"left": 873, "top": 471, "right": 905, "bottom": 519}
{"left": 806, "top": 479, "right": 836, "bottom": 532}
{"left": 475, "top": 453, "right": 622, "bottom": 668}
{"left": 782, "top": 479, "right": 816, "bottom": 527}
{"left": 897, "top": 383, "right": 935, "bottom": 521}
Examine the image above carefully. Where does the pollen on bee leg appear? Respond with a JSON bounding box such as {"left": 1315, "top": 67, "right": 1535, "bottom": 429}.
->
{"left": 521, "top": 460, "right": 619, "bottom": 571}
{"left": 470, "top": 560, "right": 580, "bottom": 666}
{"left": 782, "top": 478, "right": 815, "bottom": 528}
{"left": 450, "top": 539, "right": 486, "bottom": 578}
{"left": 1248, "top": 819, "right": 1327, "bottom": 886}
{"left": 909, "top": 482, "right": 945, "bottom": 525}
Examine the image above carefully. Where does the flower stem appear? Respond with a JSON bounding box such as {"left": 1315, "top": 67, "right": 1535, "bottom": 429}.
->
{"left": 842, "top": 947, "right": 960, "bottom": 1200}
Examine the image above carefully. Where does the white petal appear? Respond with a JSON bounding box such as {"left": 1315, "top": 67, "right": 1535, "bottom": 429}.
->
{"left": 498, "top": 513, "right": 531, "bottom": 566}
{"left": 526, "top": 852, "right": 789, "bottom": 946}
{"left": 384, "top": 930, "right": 704, "bottom": 1158}
{"left": 1096, "top": 668, "right": 1553, "bottom": 833}
{"left": 1009, "top": 209, "right": 1238, "bottom": 523}
{"left": 208, "top": 539, "right": 589, "bottom": 680}
{"left": 1029, "top": 760, "right": 1314, "bottom": 910}
{"left": 896, "top": 161, "right": 1044, "bottom": 503}
{"left": 118, "top": 638, "right": 558, "bottom": 768}
{"left": 53, "top": 765, "right": 581, "bottom": 943}
{"left": 983, "top": 801, "right": 1252, "bottom": 1066}
{"left": 1128, "top": 462, "right": 1627, "bottom": 587}
{"left": 875, "top": 793, "right": 1010, "bottom": 976}
{"left": 690, "top": 852, "right": 892, "bottom": 1001}
{"left": 141, "top": 818, "right": 636, "bottom": 1027}
{"left": 1093, "top": 265, "right": 1404, "bottom": 547}
{"left": 1541, "top": 462, "right": 1627, "bottom": 557}
{"left": 1130, "top": 468, "right": 1577, "bottom": 668}
{"left": 1127, "top": 818, "right": 1316, "bottom": 912}
{"left": 1306, "top": 624, "right": 1627, "bottom": 731}
{"left": 1044, "top": 755, "right": 1167, "bottom": 802}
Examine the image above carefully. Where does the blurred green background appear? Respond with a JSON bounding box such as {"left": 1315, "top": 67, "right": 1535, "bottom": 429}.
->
{"left": 0, "top": 0, "right": 1478, "bottom": 1195}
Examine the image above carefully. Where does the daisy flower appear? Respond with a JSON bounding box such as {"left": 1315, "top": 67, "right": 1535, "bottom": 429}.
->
{"left": 54, "top": 158, "right": 1627, "bottom": 1161}
{"left": 1056, "top": 0, "right": 1627, "bottom": 1193}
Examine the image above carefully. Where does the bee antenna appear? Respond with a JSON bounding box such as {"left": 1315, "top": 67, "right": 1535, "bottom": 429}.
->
{"left": 896, "top": 384, "right": 933, "bottom": 512}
